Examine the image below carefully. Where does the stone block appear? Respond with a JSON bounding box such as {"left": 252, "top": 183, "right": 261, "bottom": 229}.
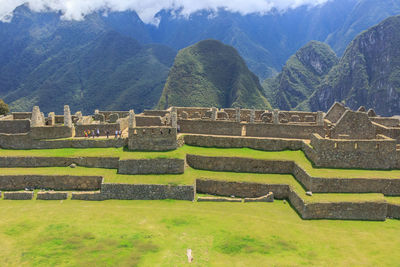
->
{"left": 244, "top": 192, "right": 274, "bottom": 202}
{"left": 197, "top": 196, "right": 242, "bottom": 202}
{"left": 4, "top": 191, "right": 33, "bottom": 200}
{"left": 37, "top": 191, "right": 68, "bottom": 200}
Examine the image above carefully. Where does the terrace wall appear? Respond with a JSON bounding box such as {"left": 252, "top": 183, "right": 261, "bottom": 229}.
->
{"left": 0, "top": 156, "right": 119, "bottom": 169}
{"left": 0, "top": 175, "right": 102, "bottom": 190}
{"left": 118, "top": 158, "right": 184, "bottom": 174}
{"left": 101, "top": 183, "right": 194, "bottom": 200}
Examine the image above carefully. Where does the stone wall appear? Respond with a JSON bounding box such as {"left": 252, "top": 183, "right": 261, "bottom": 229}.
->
{"left": 75, "top": 123, "right": 120, "bottom": 137}
{"left": 118, "top": 158, "right": 184, "bottom": 174}
{"left": 99, "top": 111, "right": 129, "bottom": 120}
{"left": 71, "top": 191, "right": 104, "bottom": 201}
{"left": 0, "top": 156, "right": 119, "bottom": 169}
{"left": 196, "top": 179, "right": 290, "bottom": 199}
{"left": 176, "top": 107, "right": 211, "bottom": 119}
{"left": 135, "top": 116, "right": 163, "bottom": 126}
{"left": 309, "top": 133, "right": 397, "bottom": 169}
{"left": 37, "top": 191, "right": 68, "bottom": 200}
{"left": 0, "top": 175, "right": 103, "bottom": 190}
{"left": 128, "top": 127, "right": 177, "bottom": 151}
{"left": 183, "top": 134, "right": 303, "bottom": 151}
{"left": 179, "top": 120, "right": 242, "bottom": 136}
{"left": 387, "top": 203, "right": 400, "bottom": 219}
{"left": 12, "top": 112, "right": 32, "bottom": 120}
{"left": 187, "top": 154, "right": 400, "bottom": 195}
{"left": 374, "top": 123, "right": 400, "bottom": 143}
{"left": 325, "top": 102, "right": 346, "bottom": 123}
{"left": 302, "top": 201, "right": 387, "bottom": 221}
{"left": 371, "top": 117, "right": 400, "bottom": 127}
{"left": 246, "top": 123, "right": 325, "bottom": 139}
{"left": 195, "top": 179, "right": 387, "bottom": 220}
{"left": 101, "top": 183, "right": 194, "bottom": 200}
{"left": 143, "top": 110, "right": 169, "bottom": 117}
{"left": 30, "top": 126, "right": 74, "bottom": 139}
{"left": 0, "top": 120, "right": 30, "bottom": 134}
{"left": 186, "top": 154, "right": 293, "bottom": 174}
{"left": 330, "top": 110, "right": 376, "bottom": 139}
{"left": 3, "top": 191, "right": 34, "bottom": 200}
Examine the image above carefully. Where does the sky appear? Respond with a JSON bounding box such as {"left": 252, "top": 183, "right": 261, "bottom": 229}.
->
{"left": 0, "top": 0, "right": 330, "bottom": 24}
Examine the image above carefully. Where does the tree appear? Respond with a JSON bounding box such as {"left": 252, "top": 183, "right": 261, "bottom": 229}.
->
{"left": 0, "top": 99, "right": 9, "bottom": 115}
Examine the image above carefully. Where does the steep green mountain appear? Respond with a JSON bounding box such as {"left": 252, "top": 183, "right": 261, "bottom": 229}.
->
{"left": 308, "top": 15, "right": 400, "bottom": 116}
{"left": 262, "top": 41, "right": 338, "bottom": 110}
{"left": 157, "top": 40, "right": 271, "bottom": 109}
{"left": 0, "top": 6, "right": 176, "bottom": 114}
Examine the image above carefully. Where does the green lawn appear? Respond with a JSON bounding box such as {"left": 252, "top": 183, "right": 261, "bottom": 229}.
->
{"left": 2, "top": 145, "right": 400, "bottom": 179}
{"left": 0, "top": 200, "right": 399, "bottom": 266}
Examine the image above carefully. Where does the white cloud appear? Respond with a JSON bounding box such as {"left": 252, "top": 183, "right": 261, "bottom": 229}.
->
{"left": 0, "top": 0, "right": 331, "bottom": 24}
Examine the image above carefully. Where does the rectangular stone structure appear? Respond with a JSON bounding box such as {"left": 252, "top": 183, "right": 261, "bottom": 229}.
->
{"left": 37, "top": 191, "right": 68, "bottom": 200}
{"left": 3, "top": 191, "right": 34, "bottom": 200}
{"left": 118, "top": 158, "right": 184, "bottom": 174}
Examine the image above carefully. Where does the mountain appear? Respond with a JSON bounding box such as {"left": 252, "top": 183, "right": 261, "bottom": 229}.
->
{"left": 308, "top": 15, "right": 400, "bottom": 116}
{"left": 157, "top": 40, "right": 271, "bottom": 109}
{"left": 262, "top": 41, "right": 338, "bottom": 110}
{"left": 0, "top": 6, "right": 176, "bottom": 114}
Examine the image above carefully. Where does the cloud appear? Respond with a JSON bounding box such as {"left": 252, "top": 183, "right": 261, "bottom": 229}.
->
{"left": 0, "top": 0, "right": 331, "bottom": 24}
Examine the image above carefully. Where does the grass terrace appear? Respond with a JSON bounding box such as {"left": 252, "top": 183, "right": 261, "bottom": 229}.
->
{"left": 1, "top": 200, "right": 400, "bottom": 266}
{"left": 2, "top": 145, "right": 400, "bottom": 179}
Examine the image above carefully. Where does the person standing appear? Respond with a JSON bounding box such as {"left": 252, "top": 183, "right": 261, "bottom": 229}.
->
{"left": 96, "top": 128, "right": 100, "bottom": 137}
{"left": 106, "top": 130, "right": 109, "bottom": 139}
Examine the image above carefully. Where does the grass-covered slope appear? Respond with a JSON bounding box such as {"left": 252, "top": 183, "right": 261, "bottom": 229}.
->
{"left": 157, "top": 40, "right": 271, "bottom": 110}
{"left": 1, "top": 200, "right": 400, "bottom": 266}
{"left": 263, "top": 41, "right": 338, "bottom": 110}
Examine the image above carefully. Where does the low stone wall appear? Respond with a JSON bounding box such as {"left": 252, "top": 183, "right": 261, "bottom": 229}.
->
{"left": 3, "top": 191, "right": 34, "bottom": 200}
{"left": 186, "top": 154, "right": 293, "bottom": 174}
{"left": 183, "top": 134, "right": 303, "bottom": 151}
{"left": 309, "top": 177, "right": 400, "bottom": 195}
{"left": 371, "top": 117, "right": 400, "bottom": 127}
{"left": 30, "top": 126, "right": 74, "bottom": 139}
{"left": 0, "top": 175, "right": 103, "bottom": 191}
{"left": 118, "top": 158, "right": 184, "bottom": 174}
{"left": 71, "top": 191, "right": 104, "bottom": 201}
{"left": 101, "top": 183, "right": 194, "bottom": 200}
{"left": 387, "top": 203, "right": 400, "bottom": 219}
{"left": 303, "top": 201, "right": 387, "bottom": 221}
{"left": 246, "top": 123, "right": 325, "bottom": 139}
{"left": 37, "top": 191, "right": 68, "bottom": 200}
{"left": 0, "top": 156, "right": 119, "bottom": 169}
{"left": 179, "top": 120, "right": 242, "bottom": 136}
{"left": 0, "top": 120, "right": 30, "bottom": 134}
{"left": 196, "top": 179, "right": 290, "bottom": 199}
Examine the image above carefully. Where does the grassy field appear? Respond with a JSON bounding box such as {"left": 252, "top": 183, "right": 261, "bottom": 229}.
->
{"left": 1, "top": 200, "right": 400, "bottom": 267}
{"left": 2, "top": 145, "right": 400, "bottom": 179}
